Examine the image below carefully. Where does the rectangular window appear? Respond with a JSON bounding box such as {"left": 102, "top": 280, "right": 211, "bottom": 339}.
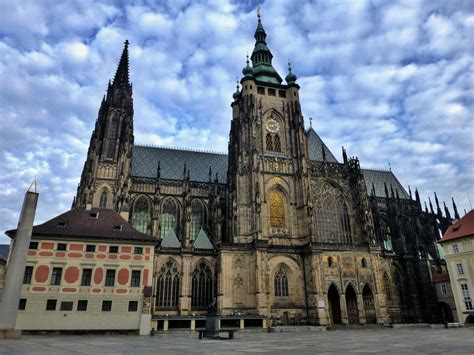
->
{"left": 461, "top": 284, "right": 471, "bottom": 300}
{"left": 18, "top": 298, "right": 27, "bottom": 310}
{"left": 81, "top": 268, "right": 92, "bottom": 286}
{"left": 102, "top": 300, "right": 112, "bottom": 312}
{"left": 131, "top": 270, "right": 141, "bottom": 288}
{"left": 452, "top": 244, "right": 459, "bottom": 253}
{"left": 278, "top": 90, "right": 286, "bottom": 98}
{"left": 456, "top": 263, "right": 464, "bottom": 275}
{"left": 441, "top": 284, "right": 447, "bottom": 295}
{"left": 23, "top": 266, "right": 33, "bottom": 284}
{"left": 46, "top": 299, "right": 57, "bottom": 311}
{"left": 267, "top": 88, "right": 276, "bottom": 96}
{"left": 105, "top": 269, "right": 115, "bottom": 287}
{"left": 60, "top": 301, "right": 73, "bottom": 311}
{"left": 134, "top": 247, "right": 143, "bottom": 255}
{"left": 257, "top": 87, "right": 265, "bottom": 95}
{"left": 128, "top": 301, "right": 138, "bottom": 312}
{"left": 86, "top": 244, "right": 96, "bottom": 252}
{"left": 57, "top": 243, "right": 67, "bottom": 251}
{"left": 77, "top": 300, "right": 88, "bottom": 311}
{"left": 50, "top": 267, "right": 63, "bottom": 285}
{"left": 109, "top": 246, "right": 119, "bottom": 253}
{"left": 29, "top": 241, "right": 38, "bottom": 250}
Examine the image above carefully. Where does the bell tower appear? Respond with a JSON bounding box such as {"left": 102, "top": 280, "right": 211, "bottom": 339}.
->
{"left": 75, "top": 41, "right": 134, "bottom": 211}
{"left": 228, "top": 13, "right": 311, "bottom": 245}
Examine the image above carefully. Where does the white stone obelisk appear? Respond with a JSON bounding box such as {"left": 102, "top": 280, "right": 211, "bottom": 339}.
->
{"left": 0, "top": 183, "right": 39, "bottom": 339}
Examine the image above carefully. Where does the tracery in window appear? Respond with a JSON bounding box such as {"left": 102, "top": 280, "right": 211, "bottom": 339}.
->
{"left": 106, "top": 119, "right": 118, "bottom": 159}
{"left": 311, "top": 182, "right": 352, "bottom": 243}
{"left": 131, "top": 196, "right": 151, "bottom": 234}
{"left": 156, "top": 259, "right": 180, "bottom": 308}
{"left": 99, "top": 190, "right": 108, "bottom": 208}
{"left": 266, "top": 133, "right": 273, "bottom": 151}
{"left": 273, "top": 134, "right": 281, "bottom": 152}
{"left": 160, "top": 198, "right": 178, "bottom": 240}
{"left": 191, "top": 261, "right": 215, "bottom": 309}
{"left": 190, "top": 199, "right": 205, "bottom": 241}
{"left": 274, "top": 267, "right": 289, "bottom": 297}
{"left": 269, "top": 190, "right": 286, "bottom": 226}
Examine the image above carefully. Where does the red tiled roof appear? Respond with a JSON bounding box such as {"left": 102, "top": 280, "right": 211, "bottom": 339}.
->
{"left": 6, "top": 207, "right": 156, "bottom": 244}
{"left": 432, "top": 273, "right": 450, "bottom": 282}
{"left": 440, "top": 209, "right": 474, "bottom": 243}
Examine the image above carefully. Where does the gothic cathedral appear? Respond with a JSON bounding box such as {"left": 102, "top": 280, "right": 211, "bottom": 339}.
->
{"left": 75, "top": 15, "right": 453, "bottom": 326}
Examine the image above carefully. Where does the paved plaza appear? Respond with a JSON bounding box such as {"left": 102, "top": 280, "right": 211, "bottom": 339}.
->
{"left": 1, "top": 327, "right": 473, "bottom": 354}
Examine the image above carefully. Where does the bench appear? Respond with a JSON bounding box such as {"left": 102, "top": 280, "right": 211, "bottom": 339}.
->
{"left": 197, "top": 328, "right": 239, "bottom": 339}
{"left": 447, "top": 322, "right": 464, "bottom": 328}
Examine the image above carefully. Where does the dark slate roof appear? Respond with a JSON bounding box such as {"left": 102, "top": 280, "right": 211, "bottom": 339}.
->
{"left": 0, "top": 244, "right": 9, "bottom": 259}
{"left": 131, "top": 134, "right": 410, "bottom": 199}
{"left": 6, "top": 208, "right": 156, "bottom": 243}
{"left": 306, "top": 128, "right": 338, "bottom": 163}
{"left": 361, "top": 168, "right": 410, "bottom": 199}
{"left": 132, "top": 145, "right": 228, "bottom": 182}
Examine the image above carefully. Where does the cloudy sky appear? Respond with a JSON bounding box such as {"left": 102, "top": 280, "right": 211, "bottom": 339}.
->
{"left": 0, "top": 0, "right": 473, "bottom": 244}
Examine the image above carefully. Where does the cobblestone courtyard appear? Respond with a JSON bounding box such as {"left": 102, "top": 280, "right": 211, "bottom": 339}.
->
{"left": 1, "top": 327, "right": 473, "bottom": 354}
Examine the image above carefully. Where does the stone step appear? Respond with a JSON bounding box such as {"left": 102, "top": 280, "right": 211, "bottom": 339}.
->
{"left": 392, "top": 323, "right": 431, "bottom": 328}
{"left": 270, "top": 326, "right": 327, "bottom": 332}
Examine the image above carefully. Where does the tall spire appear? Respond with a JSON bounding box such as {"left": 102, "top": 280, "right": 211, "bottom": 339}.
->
{"left": 113, "top": 40, "right": 130, "bottom": 87}
{"left": 452, "top": 197, "right": 460, "bottom": 219}
{"left": 249, "top": 9, "right": 282, "bottom": 84}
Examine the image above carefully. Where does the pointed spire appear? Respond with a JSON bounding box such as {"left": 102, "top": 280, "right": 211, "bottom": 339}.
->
{"left": 342, "top": 146, "right": 348, "bottom": 164}
{"left": 434, "top": 192, "right": 442, "bottom": 216}
{"left": 424, "top": 201, "right": 429, "bottom": 213}
{"left": 415, "top": 188, "right": 421, "bottom": 205}
{"left": 113, "top": 40, "right": 130, "bottom": 87}
{"left": 390, "top": 184, "right": 395, "bottom": 198}
{"left": 428, "top": 197, "right": 434, "bottom": 214}
{"left": 452, "top": 197, "right": 460, "bottom": 219}
{"left": 384, "top": 182, "right": 389, "bottom": 198}
{"left": 371, "top": 182, "right": 376, "bottom": 197}
{"left": 396, "top": 189, "right": 400, "bottom": 200}
{"left": 322, "top": 144, "right": 326, "bottom": 161}
{"left": 408, "top": 185, "right": 412, "bottom": 199}
{"left": 443, "top": 202, "right": 451, "bottom": 219}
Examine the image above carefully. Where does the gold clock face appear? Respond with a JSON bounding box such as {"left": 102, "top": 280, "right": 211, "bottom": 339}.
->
{"left": 266, "top": 118, "right": 280, "bottom": 133}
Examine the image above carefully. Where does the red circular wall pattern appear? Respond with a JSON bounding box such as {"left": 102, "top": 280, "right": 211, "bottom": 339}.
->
{"left": 35, "top": 265, "right": 49, "bottom": 283}
{"left": 64, "top": 266, "right": 79, "bottom": 283}
{"left": 117, "top": 268, "right": 129, "bottom": 285}
{"left": 94, "top": 268, "right": 104, "bottom": 284}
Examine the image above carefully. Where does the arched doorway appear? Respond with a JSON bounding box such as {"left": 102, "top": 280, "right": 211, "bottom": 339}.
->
{"left": 362, "top": 285, "right": 377, "bottom": 324}
{"left": 346, "top": 284, "right": 359, "bottom": 324}
{"left": 328, "top": 285, "right": 341, "bottom": 324}
{"left": 464, "top": 315, "right": 474, "bottom": 327}
{"left": 438, "top": 302, "right": 454, "bottom": 323}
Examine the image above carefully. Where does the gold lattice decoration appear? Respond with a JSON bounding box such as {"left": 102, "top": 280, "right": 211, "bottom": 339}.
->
{"left": 269, "top": 190, "right": 286, "bottom": 226}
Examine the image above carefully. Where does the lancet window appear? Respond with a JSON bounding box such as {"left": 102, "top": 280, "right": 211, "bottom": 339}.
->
{"left": 99, "top": 190, "right": 108, "bottom": 208}
{"left": 274, "top": 267, "right": 289, "bottom": 297}
{"left": 155, "top": 259, "right": 180, "bottom": 308}
{"left": 191, "top": 261, "right": 215, "bottom": 309}
{"left": 131, "top": 196, "right": 151, "bottom": 235}
{"left": 160, "top": 198, "right": 178, "bottom": 240}
{"left": 190, "top": 199, "right": 205, "bottom": 241}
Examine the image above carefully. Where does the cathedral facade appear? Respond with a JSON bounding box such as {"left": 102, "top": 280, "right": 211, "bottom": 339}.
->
{"left": 75, "top": 16, "right": 454, "bottom": 327}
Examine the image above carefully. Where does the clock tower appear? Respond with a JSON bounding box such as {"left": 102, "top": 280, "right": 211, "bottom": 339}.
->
{"left": 227, "top": 13, "right": 311, "bottom": 245}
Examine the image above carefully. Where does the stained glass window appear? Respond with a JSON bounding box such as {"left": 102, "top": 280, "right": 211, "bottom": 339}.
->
{"left": 274, "top": 267, "right": 289, "bottom": 297}
{"left": 191, "top": 261, "right": 215, "bottom": 309}
{"left": 273, "top": 134, "right": 281, "bottom": 152}
{"left": 269, "top": 190, "right": 286, "bottom": 226}
{"left": 311, "top": 182, "right": 352, "bottom": 243}
{"left": 156, "top": 259, "right": 180, "bottom": 308}
{"left": 99, "top": 190, "right": 108, "bottom": 208}
{"left": 190, "top": 199, "right": 205, "bottom": 241}
{"left": 266, "top": 133, "right": 273, "bottom": 151}
{"left": 160, "top": 198, "right": 178, "bottom": 240}
{"left": 131, "top": 196, "right": 151, "bottom": 235}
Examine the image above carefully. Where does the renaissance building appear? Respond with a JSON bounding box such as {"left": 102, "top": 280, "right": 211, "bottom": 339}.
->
{"left": 70, "top": 15, "right": 456, "bottom": 329}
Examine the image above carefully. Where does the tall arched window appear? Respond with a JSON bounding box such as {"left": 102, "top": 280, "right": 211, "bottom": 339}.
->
{"left": 160, "top": 198, "right": 178, "bottom": 240}
{"left": 131, "top": 196, "right": 151, "bottom": 234}
{"left": 191, "top": 261, "right": 215, "bottom": 309}
{"left": 190, "top": 199, "right": 205, "bottom": 241}
{"left": 274, "top": 267, "right": 289, "bottom": 297}
{"left": 106, "top": 118, "right": 118, "bottom": 159}
{"left": 273, "top": 134, "right": 281, "bottom": 152}
{"left": 266, "top": 133, "right": 273, "bottom": 151}
{"left": 156, "top": 259, "right": 180, "bottom": 308}
{"left": 99, "top": 190, "right": 108, "bottom": 208}
{"left": 311, "top": 182, "right": 352, "bottom": 244}
{"left": 269, "top": 190, "right": 286, "bottom": 226}
{"left": 383, "top": 273, "right": 392, "bottom": 301}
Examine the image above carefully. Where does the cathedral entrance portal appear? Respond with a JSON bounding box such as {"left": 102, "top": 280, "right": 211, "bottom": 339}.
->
{"left": 362, "top": 285, "right": 377, "bottom": 324}
{"left": 328, "top": 285, "right": 342, "bottom": 324}
{"left": 345, "top": 285, "right": 359, "bottom": 324}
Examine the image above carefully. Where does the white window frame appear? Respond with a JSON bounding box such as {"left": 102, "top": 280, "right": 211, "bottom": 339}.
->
{"left": 456, "top": 263, "right": 464, "bottom": 275}
{"left": 452, "top": 244, "right": 459, "bottom": 253}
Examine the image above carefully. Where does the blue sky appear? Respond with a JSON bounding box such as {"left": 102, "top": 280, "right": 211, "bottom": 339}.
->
{"left": 0, "top": 0, "right": 473, "bottom": 244}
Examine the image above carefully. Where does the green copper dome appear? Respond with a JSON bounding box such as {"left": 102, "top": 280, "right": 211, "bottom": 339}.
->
{"left": 232, "top": 81, "right": 240, "bottom": 100}
{"left": 285, "top": 62, "right": 297, "bottom": 84}
{"left": 242, "top": 55, "right": 253, "bottom": 77}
